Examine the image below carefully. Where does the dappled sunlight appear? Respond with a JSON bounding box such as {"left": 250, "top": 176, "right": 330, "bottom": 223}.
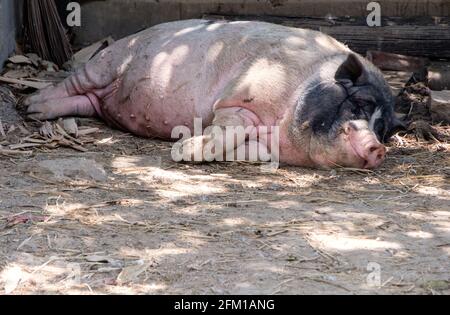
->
{"left": 169, "top": 182, "right": 225, "bottom": 196}
{"left": 127, "top": 36, "right": 139, "bottom": 48}
{"left": 327, "top": 211, "right": 383, "bottom": 223}
{"left": 150, "top": 44, "right": 190, "bottom": 93}
{"left": 405, "top": 231, "right": 434, "bottom": 239}
{"left": 0, "top": 258, "right": 86, "bottom": 294}
{"left": 206, "top": 41, "right": 225, "bottom": 63}
{"left": 222, "top": 217, "right": 254, "bottom": 227}
{"left": 313, "top": 32, "right": 347, "bottom": 51}
{"left": 118, "top": 54, "right": 134, "bottom": 75}
{"left": 309, "top": 233, "right": 402, "bottom": 251}
{"left": 2, "top": 149, "right": 449, "bottom": 293}
{"left": 43, "top": 201, "right": 111, "bottom": 218}
{"left": 238, "top": 58, "right": 287, "bottom": 99}
{"left": 95, "top": 136, "right": 122, "bottom": 146}
{"left": 206, "top": 22, "right": 225, "bottom": 32}
{"left": 111, "top": 156, "right": 162, "bottom": 168}
{"left": 174, "top": 25, "right": 204, "bottom": 37}
{"left": 284, "top": 36, "right": 306, "bottom": 47}
{"left": 414, "top": 186, "right": 450, "bottom": 199}
{"left": 108, "top": 282, "right": 167, "bottom": 294}
{"left": 0, "top": 256, "right": 168, "bottom": 294}
{"left": 0, "top": 15, "right": 448, "bottom": 295}
{"left": 136, "top": 168, "right": 186, "bottom": 183}
{"left": 118, "top": 243, "right": 193, "bottom": 260}
{"left": 430, "top": 210, "right": 450, "bottom": 218}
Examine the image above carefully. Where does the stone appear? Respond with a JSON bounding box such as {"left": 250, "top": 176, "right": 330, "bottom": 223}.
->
{"left": 38, "top": 158, "right": 107, "bottom": 182}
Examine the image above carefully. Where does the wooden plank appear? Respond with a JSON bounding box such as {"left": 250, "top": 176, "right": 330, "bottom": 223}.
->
{"left": 204, "top": 15, "right": 450, "bottom": 58}
{"left": 367, "top": 51, "right": 429, "bottom": 72}
{"left": 200, "top": 1, "right": 450, "bottom": 18}
{"left": 320, "top": 25, "right": 450, "bottom": 59}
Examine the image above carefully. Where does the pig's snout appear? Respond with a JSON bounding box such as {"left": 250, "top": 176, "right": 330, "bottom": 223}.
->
{"left": 345, "top": 122, "right": 387, "bottom": 169}
{"left": 363, "top": 143, "right": 386, "bottom": 169}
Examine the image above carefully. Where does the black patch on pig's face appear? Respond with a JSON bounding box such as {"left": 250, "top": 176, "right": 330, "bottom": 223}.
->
{"left": 293, "top": 54, "right": 398, "bottom": 143}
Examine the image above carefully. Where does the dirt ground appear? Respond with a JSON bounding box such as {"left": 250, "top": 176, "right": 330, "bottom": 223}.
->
{"left": 0, "top": 112, "right": 448, "bottom": 295}
{"left": 0, "top": 72, "right": 449, "bottom": 295}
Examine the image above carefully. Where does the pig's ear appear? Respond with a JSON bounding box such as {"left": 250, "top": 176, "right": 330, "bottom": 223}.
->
{"left": 335, "top": 54, "right": 365, "bottom": 84}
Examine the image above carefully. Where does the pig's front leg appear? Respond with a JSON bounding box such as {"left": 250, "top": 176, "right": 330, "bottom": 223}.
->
{"left": 180, "top": 107, "right": 262, "bottom": 163}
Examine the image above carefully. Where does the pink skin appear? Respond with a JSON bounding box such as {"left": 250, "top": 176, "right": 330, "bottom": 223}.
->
{"left": 25, "top": 19, "right": 387, "bottom": 169}
{"left": 307, "top": 121, "right": 386, "bottom": 169}
{"left": 347, "top": 128, "right": 386, "bottom": 169}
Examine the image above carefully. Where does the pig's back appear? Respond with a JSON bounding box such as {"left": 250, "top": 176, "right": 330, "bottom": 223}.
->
{"left": 106, "top": 19, "right": 351, "bottom": 137}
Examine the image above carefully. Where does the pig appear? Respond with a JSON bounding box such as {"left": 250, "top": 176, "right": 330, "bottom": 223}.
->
{"left": 25, "top": 19, "right": 402, "bottom": 169}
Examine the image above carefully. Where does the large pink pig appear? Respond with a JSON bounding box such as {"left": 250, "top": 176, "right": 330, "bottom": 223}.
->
{"left": 25, "top": 19, "right": 402, "bottom": 169}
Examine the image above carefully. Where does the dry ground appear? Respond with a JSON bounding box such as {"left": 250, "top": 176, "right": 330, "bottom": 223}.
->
{"left": 0, "top": 61, "right": 449, "bottom": 294}
{"left": 0, "top": 113, "right": 449, "bottom": 295}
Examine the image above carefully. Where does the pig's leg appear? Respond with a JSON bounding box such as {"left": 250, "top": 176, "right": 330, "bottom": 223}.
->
{"left": 181, "top": 107, "right": 261, "bottom": 162}
{"left": 27, "top": 94, "right": 101, "bottom": 120}
{"left": 24, "top": 65, "right": 114, "bottom": 108}
{"left": 26, "top": 77, "right": 119, "bottom": 120}
{"left": 24, "top": 48, "right": 127, "bottom": 121}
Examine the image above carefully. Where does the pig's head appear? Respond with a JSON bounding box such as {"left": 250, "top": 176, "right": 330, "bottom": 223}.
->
{"left": 290, "top": 53, "right": 403, "bottom": 169}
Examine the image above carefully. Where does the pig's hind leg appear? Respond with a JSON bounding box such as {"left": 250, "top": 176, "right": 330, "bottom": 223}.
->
{"left": 24, "top": 62, "right": 114, "bottom": 107}
{"left": 26, "top": 81, "right": 118, "bottom": 120}
{"left": 25, "top": 69, "right": 119, "bottom": 121}
{"left": 24, "top": 47, "right": 123, "bottom": 119}
{"left": 27, "top": 94, "right": 101, "bottom": 121}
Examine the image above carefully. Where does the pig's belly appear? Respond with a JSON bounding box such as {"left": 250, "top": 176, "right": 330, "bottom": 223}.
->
{"left": 99, "top": 67, "right": 214, "bottom": 139}
{"left": 97, "top": 30, "right": 223, "bottom": 139}
{"left": 100, "top": 93, "right": 200, "bottom": 139}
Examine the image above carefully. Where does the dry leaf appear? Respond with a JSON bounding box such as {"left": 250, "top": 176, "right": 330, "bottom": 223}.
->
{"left": 0, "top": 76, "right": 52, "bottom": 89}
{"left": 8, "top": 55, "right": 32, "bottom": 65}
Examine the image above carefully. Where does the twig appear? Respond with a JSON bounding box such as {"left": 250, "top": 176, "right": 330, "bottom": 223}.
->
{"left": 0, "top": 148, "right": 33, "bottom": 156}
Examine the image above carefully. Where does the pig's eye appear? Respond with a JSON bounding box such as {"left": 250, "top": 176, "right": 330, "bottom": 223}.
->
{"left": 350, "top": 99, "right": 375, "bottom": 118}
{"left": 356, "top": 100, "right": 377, "bottom": 117}
{"left": 357, "top": 99, "right": 375, "bottom": 109}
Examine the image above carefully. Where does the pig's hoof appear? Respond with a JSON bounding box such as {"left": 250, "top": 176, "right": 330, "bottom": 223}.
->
{"left": 23, "top": 93, "right": 43, "bottom": 107}
{"left": 23, "top": 96, "right": 33, "bottom": 107}
{"left": 27, "top": 103, "right": 57, "bottom": 121}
